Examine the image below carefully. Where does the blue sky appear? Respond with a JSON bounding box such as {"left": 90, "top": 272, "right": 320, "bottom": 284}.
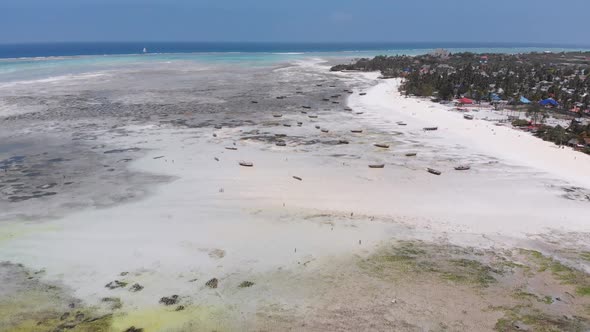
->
{"left": 1, "top": 0, "right": 589, "bottom": 45}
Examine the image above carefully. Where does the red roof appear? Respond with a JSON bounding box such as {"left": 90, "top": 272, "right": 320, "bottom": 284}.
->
{"left": 458, "top": 97, "right": 474, "bottom": 104}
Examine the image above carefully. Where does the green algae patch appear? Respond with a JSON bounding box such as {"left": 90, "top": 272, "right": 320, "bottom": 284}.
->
{"left": 493, "top": 305, "right": 590, "bottom": 332}
{"left": 359, "top": 241, "right": 499, "bottom": 287}
{"left": 519, "top": 249, "right": 590, "bottom": 296}
{"left": 111, "top": 306, "right": 234, "bottom": 332}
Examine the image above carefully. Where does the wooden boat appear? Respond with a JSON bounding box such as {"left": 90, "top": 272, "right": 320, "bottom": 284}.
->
{"left": 239, "top": 161, "right": 254, "bottom": 167}
{"left": 455, "top": 165, "right": 471, "bottom": 171}
{"left": 321, "top": 129, "right": 329, "bottom": 133}
{"left": 397, "top": 121, "right": 407, "bottom": 126}
{"left": 331, "top": 95, "right": 341, "bottom": 98}
{"left": 355, "top": 112, "right": 364, "bottom": 115}
{"left": 374, "top": 144, "right": 390, "bottom": 149}
{"left": 359, "top": 92, "right": 367, "bottom": 96}
{"left": 251, "top": 101, "right": 258, "bottom": 104}
{"left": 316, "top": 84, "right": 323, "bottom": 87}
{"left": 315, "top": 125, "right": 321, "bottom": 129}
{"left": 332, "top": 101, "right": 340, "bottom": 104}
{"left": 301, "top": 111, "right": 307, "bottom": 114}
{"left": 344, "top": 107, "right": 352, "bottom": 111}
{"left": 369, "top": 164, "right": 385, "bottom": 169}
{"left": 214, "top": 125, "right": 222, "bottom": 129}
{"left": 283, "top": 124, "right": 292, "bottom": 127}
{"left": 338, "top": 140, "right": 349, "bottom": 144}
{"left": 302, "top": 106, "right": 312, "bottom": 109}
{"left": 297, "top": 121, "right": 303, "bottom": 125}
{"left": 322, "top": 98, "right": 330, "bottom": 101}
{"left": 293, "top": 176, "right": 303, "bottom": 181}
{"left": 275, "top": 134, "right": 287, "bottom": 137}
{"left": 308, "top": 115, "right": 318, "bottom": 118}
{"left": 427, "top": 168, "right": 442, "bottom": 175}
{"left": 423, "top": 127, "right": 438, "bottom": 131}
{"left": 464, "top": 114, "right": 474, "bottom": 120}
{"left": 351, "top": 129, "right": 363, "bottom": 133}
{"left": 273, "top": 114, "right": 283, "bottom": 118}
{"left": 225, "top": 147, "right": 238, "bottom": 151}
{"left": 276, "top": 96, "right": 286, "bottom": 99}
{"left": 405, "top": 153, "right": 417, "bottom": 157}
{"left": 276, "top": 141, "right": 287, "bottom": 147}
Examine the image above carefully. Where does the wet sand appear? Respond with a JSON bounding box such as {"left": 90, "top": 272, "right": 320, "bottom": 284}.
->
{"left": 1, "top": 58, "right": 590, "bottom": 331}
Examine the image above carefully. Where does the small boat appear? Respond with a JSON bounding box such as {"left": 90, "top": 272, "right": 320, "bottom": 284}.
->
{"left": 315, "top": 125, "right": 321, "bottom": 129}
{"left": 321, "top": 129, "right": 329, "bottom": 133}
{"left": 142, "top": 47, "right": 147, "bottom": 53}
{"left": 316, "top": 84, "right": 323, "bottom": 87}
{"left": 225, "top": 147, "right": 238, "bottom": 151}
{"left": 293, "top": 176, "right": 303, "bottom": 181}
{"left": 344, "top": 107, "right": 352, "bottom": 111}
{"left": 427, "top": 168, "right": 442, "bottom": 175}
{"left": 369, "top": 164, "right": 385, "bottom": 169}
{"left": 275, "top": 134, "right": 287, "bottom": 137}
{"left": 297, "top": 121, "right": 303, "bottom": 125}
{"left": 374, "top": 144, "right": 390, "bottom": 149}
{"left": 329, "top": 85, "right": 336, "bottom": 88}
{"left": 355, "top": 112, "right": 364, "bottom": 115}
{"left": 273, "top": 114, "right": 283, "bottom": 118}
{"left": 276, "top": 96, "right": 286, "bottom": 99}
{"left": 276, "top": 141, "right": 287, "bottom": 147}
{"left": 455, "top": 165, "right": 471, "bottom": 171}
{"left": 405, "top": 153, "right": 417, "bottom": 157}
{"left": 214, "top": 125, "right": 222, "bottom": 129}
{"left": 283, "top": 124, "right": 292, "bottom": 127}
{"left": 423, "top": 127, "right": 438, "bottom": 131}
{"left": 302, "top": 106, "right": 312, "bottom": 109}
{"left": 338, "top": 140, "right": 350, "bottom": 144}
{"left": 359, "top": 92, "right": 367, "bottom": 96}
{"left": 309, "top": 115, "right": 318, "bottom": 118}
{"left": 251, "top": 101, "right": 258, "bottom": 104}
{"left": 351, "top": 129, "right": 363, "bottom": 133}
{"left": 239, "top": 161, "right": 254, "bottom": 167}
{"left": 396, "top": 121, "right": 407, "bottom": 126}
{"left": 332, "top": 101, "right": 340, "bottom": 104}
{"left": 464, "top": 114, "right": 474, "bottom": 120}
{"left": 322, "top": 98, "right": 330, "bottom": 101}
{"left": 331, "top": 95, "right": 341, "bottom": 98}
{"left": 301, "top": 111, "right": 308, "bottom": 114}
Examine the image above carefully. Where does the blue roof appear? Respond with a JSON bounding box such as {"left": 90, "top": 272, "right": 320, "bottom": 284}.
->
{"left": 539, "top": 98, "right": 559, "bottom": 106}
{"left": 520, "top": 96, "right": 531, "bottom": 104}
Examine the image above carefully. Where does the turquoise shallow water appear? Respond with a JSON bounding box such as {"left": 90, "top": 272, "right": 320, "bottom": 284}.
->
{"left": 1, "top": 44, "right": 588, "bottom": 85}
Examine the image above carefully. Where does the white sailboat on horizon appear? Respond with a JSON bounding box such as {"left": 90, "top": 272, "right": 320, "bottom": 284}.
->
{"left": 142, "top": 47, "right": 147, "bottom": 54}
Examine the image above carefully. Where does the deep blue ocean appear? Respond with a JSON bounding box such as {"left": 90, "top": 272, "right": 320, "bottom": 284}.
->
{"left": 1, "top": 42, "right": 588, "bottom": 59}
{"left": 0, "top": 42, "right": 588, "bottom": 86}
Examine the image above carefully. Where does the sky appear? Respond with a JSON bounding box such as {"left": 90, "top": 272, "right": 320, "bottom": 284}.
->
{"left": 0, "top": 0, "right": 589, "bottom": 45}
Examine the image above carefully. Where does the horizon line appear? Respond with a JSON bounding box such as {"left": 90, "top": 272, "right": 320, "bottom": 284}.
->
{"left": 1, "top": 41, "right": 589, "bottom": 48}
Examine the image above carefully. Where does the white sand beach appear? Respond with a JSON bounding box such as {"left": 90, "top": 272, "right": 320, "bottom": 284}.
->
{"left": 1, "top": 59, "right": 590, "bottom": 331}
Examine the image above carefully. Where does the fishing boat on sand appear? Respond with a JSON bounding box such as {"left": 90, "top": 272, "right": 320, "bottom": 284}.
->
{"left": 427, "top": 168, "right": 442, "bottom": 175}
{"left": 369, "top": 164, "right": 385, "bottom": 169}
{"left": 455, "top": 165, "right": 471, "bottom": 171}
{"left": 374, "top": 143, "right": 390, "bottom": 148}
{"left": 423, "top": 127, "right": 438, "bottom": 131}
{"left": 464, "top": 114, "right": 474, "bottom": 120}
{"left": 405, "top": 153, "right": 417, "bottom": 157}
{"left": 239, "top": 161, "right": 254, "bottom": 167}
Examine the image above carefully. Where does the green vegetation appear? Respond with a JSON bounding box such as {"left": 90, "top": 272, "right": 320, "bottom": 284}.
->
{"left": 332, "top": 51, "right": 590, "bottom": 110}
